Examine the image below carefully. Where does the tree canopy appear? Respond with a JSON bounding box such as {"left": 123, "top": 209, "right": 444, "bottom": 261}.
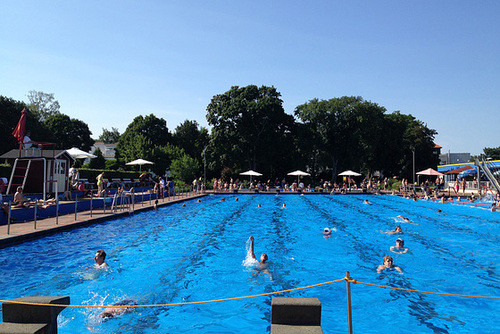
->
{"left": 27, "top": 90, "right": 61, "bottom": 122}
{"left": 44, "top": 114, "right": 95, "bottom": 151}
{"left": 98, "top": 127, "right": 121, "bottom": 143}
{"left": 206, "top": 85, "right": 294, "bottom": 176}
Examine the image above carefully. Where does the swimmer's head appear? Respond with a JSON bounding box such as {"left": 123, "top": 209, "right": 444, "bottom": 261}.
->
{"left": 383, "top": 255, "right": 394, "bottom": 265}
{"left": 324, "top": 228, "right": 330, "bottom": 232}
{"left": 395, "top": 226, "right": 402, "bottom": 232}
{"left": 396, "top": 238, "right": 404, "bottom": 246}
{"left": 260, "top": 253, "right": 268, "bottom": 263}
{"left": 257, "top": 204, "right": 261, "bottom": 207}
{"left": 182, "top": 203, "right": 186, "bottom": 207}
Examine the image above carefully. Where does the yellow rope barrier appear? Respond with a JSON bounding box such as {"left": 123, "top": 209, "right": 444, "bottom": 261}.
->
{"left": 1, "top": 276, "right": 498, "bottom": 309}
{"left": 0, "top": 278, "right": 346, "bottom": 309}
{"left": 347, "top": 278, "right": 500, "bottom": 299}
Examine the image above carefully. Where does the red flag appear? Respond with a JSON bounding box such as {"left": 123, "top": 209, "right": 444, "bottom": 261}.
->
{"left": 12, "top": 108, "right": 27, "bottom": 142}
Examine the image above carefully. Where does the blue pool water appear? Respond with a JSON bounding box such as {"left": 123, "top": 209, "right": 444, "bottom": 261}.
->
{"left": 0, "top": 194, "right": 499, "bottom": 333}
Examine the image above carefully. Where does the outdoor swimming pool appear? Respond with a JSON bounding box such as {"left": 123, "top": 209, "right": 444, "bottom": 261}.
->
{"left": 0, "top": 194, "right": 499, "bottom": 333}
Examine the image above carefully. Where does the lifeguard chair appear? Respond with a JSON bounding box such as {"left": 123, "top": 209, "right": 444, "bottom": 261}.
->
{"left": 1, "top": 143, "right": 74, "bottom": 201}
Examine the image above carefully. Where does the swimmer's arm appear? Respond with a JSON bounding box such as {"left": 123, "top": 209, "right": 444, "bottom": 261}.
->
{"left": 401, "top": 247, "right": 409, "bottom": 254}
{"left": 395, "top": 266, "right": 403, "bottom": 274}
{"left": 389, "top": 246, "right": 397, "bottom": 254}
{"left": 249, "top": 236, "right": 256, "bottom": 259}
{"left": 376, "top": 265, "right": 384, "bottom": 274}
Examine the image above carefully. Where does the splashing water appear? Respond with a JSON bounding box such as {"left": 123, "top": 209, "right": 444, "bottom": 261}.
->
{"left": 242, "top": 237, "right": 258, "bottom": 267}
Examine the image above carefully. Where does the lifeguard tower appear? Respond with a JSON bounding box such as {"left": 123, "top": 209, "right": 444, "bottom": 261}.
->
{"left": 1, "top": 143, "right": 74, "bottom": 201}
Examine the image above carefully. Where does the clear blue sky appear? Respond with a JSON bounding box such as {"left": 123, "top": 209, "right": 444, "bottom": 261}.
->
{"left": 1, "top": 1, "right": 498, "bottom": 155}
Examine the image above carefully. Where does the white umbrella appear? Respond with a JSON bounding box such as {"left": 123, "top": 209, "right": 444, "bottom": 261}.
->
{"left": 239, "top": 170, "right": 263, "bottom": 184}
{"left": 338, "top": 170, "right": 362, "bottom": 176}
{"left": 338, "top": 170, "right": 361, "bottom": 190}
{"left": 65, "top": 147, "right": 97, "bottom": 159}
{"left": 126, "top": 158, "right": 154, "bottom": 172}
{"left": 287, "top": 170, "right": 311, "bottom": 184}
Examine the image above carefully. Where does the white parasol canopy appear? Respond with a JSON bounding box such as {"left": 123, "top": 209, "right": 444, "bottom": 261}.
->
{"left": 287, "top": 170, "right": 310, "bottom": 184}
{"left": 239, "top": 170, "right": 263, "bottom": 176}
{"left": 338, "top": 170, "right": 361, "bottom": 176}
{"left": 126, "top": 159, "right": 154, "bottom": 172}
{"left": 239, "top": 170, "right": 263, "bottom": 184}
{"left": 65, "top": 147, "right": 97, "bottom": 159}
{"left": 287, "top": 170, "right": 311, "bottom": 176}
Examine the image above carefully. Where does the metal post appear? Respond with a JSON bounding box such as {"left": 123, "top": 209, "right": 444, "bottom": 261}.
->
{"left": 90, "top": 193, "right": 93, "bottom": 217}
{"left": 56, "top": 199, "right": 59, "bottom": 225}
{"left": 149, "top": 192, "right": 151, "bottom": 205}
{"left": 7, "top": 202, "right": 11, "bottom": 235}
{"left": 34, "top": 204, "right": 37, "bottom": 229}
{"left": 132, "top": 192, "right": 135, "bottom": 212}
{"left": 203, "top": 146, "right": 207, "bottom": 193}
{"left": 346, "top": 271, "right": 353, "bottom": 334}
{"left": 103, "top": 198, "right": 106, "bottom": 214}
{"left": 74, "top": 196, "right": 78, "bottom": 220}
{"left": 412, "top": 149, "right": 416, "bottom": 185}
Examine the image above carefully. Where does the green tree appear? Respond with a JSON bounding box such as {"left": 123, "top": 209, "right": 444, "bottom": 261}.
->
{"left": 206, "top": 85, "right": 294, "bottom": 177}
{"left": 98, "top": 127, "right": 121, "bottom": 143}
{"left": 483, "top": 147, "right": 500, "bottom": 160}
{"left": 44, "top": 114, "right": 95, "bottom": 151}
{"left": 115, "top": 114, "right": 172, "bottom": 164}
{"left": 170, "top": 153, "right": 200, "bottom": 184}
{"left": 172, "top": 120, "right": 209, "bottom": 162}
{"left": 88, "top": 147, "right": 106, "bottom": 169}
{"left": 294, "top": 96, "right": 386, "bottom": 179}
{"left": 27, "top": 90, "right": 61, "bottom": 122}
{"left": 380, "top": 111, "right": 439, "bottom": 179}
{"left": 0, "top": 95, "right": 51, "bottom": 154}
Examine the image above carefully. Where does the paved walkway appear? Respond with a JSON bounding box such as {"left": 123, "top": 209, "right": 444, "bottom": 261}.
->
{"left": 0, "top": 192, "right": 206, "bottom": 248}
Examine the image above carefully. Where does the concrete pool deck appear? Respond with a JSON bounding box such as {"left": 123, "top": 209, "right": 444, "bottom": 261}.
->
{"left": 0, "top": 192, "right": 206, "bottom": 248}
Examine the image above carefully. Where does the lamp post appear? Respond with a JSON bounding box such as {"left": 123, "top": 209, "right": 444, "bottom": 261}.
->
{"left": 203, "top": 146, "right": 207, "bottom": 193}
{"left": 412, "top": 148, "right": 416, "bottom": 185}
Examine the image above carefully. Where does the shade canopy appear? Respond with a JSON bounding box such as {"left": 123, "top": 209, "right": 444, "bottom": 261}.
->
{"left": 338, "top": 170, "right": 361, "bottom": 176}
{"left": 126, "top": 159, "right": 154, "bottom": 166}
{"left": 66, "top": 147, "right": 97, "bottom": 159}
{"left": 239, "top": 170, "right": 263, "bottom": 176}
{"left": 287, "top": 170, "right": 311, "bottom": 176}
{"left": 416, "top": 168, "right": 443, "bottom": 176}
{"left": 445, "top": 165, "right": 474, "bottom": 175}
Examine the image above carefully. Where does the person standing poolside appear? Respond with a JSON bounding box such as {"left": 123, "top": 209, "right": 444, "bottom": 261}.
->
{"left": 390, "top": 238, "right": 409, "bottom": 254}
{"left": 377, "top": 255, "right": 403, "bottom": 274}
{"left": 94, "top": 250, "right": 109, "bottom": 269}
{"left": 96, "top": 172, "right": 105, "bottom": 196}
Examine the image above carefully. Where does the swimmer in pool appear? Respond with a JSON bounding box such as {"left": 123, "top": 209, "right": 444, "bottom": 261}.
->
{"left": 99, "top": 299, "right": 137, "bottom": 319}
{"left": 282, "top": 203, "right": 286, "bottom": 208}
{"left": 249, "top": 236, "right": 268, "bottom": 266}
{"left": 363, "top": 199, "right": 372, "bottom": 205}
{"left": 94, "top": 250, "right": 109, "bottom": 269}
{"left": 235, "top": 197, "right": 239, "bottom": 201}
{"left": 248, "top": 236, "right": 271, "bottom": 279}
{"left": 322, "top": 228, "right": 332, "bottom": 236}
{"left": 182, "top": 203, "right": 186, "bottom": 207}
{"left": 397, "top": 215, "right": 417, "bottom": 224}
{"left": 154, "top": 199, "right": 158, "bottom": 211}
{"left": 196, "top": 199, "right": 201, "bottom": 203}
{"left": 377, "top": 255, "right": 403, "bottom": 274}
{"left": 220, "top": 198, "right": 226, "bottom": 202}
{"left": 390, "top": 238, "right": 409, "bottom": 254}
{"left": 257, "top": 204, "right": 261, "bottom": 208}
{"left": 382, "top": 225, "right": 402, "bottom": 235}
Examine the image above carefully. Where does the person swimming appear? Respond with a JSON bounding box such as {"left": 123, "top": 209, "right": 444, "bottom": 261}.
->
{"left": 322, "top": 228, "right": 332, "bottom": 236}
{"left": 99, "top": 299, "right": 137, "bottom": 319}
{"left": 257, "top": 204, "right": 261, "bottom": 208}
{"left": 377, "top": 255, "right": 403, "bottom": 274}
{"left": 94, "top": 250, "right": 109, "bottom": 269}
{"left": 247, "top": 236, "right": 271, "bottom": 279}
{"left": 363, "top": 199, "right": 372, "bottom": 205}
{"left": 390, "top": 238, "right": 409, "bottom": 254}
{"left": 282, "top": 203, "right": 286, "bottom": 208}
{"left": 383, "top": 225, "right": 402, "bottom": 235}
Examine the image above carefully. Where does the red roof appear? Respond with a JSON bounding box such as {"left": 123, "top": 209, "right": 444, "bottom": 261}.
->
{"left": 445, "top": 165, "right": 474, "bottom": 174}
